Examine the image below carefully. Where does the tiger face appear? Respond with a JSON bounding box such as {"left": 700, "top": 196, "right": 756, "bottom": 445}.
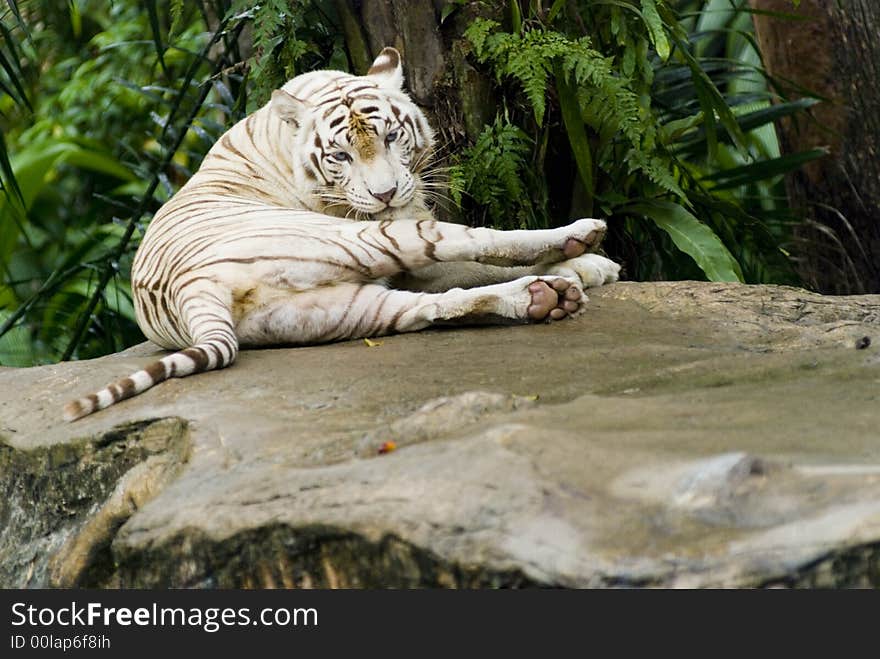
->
{"left": 271, "top": 48, "right": 434, "bottom": 217}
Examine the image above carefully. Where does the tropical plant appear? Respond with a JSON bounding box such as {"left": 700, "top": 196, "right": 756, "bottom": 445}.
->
{"left": 449, "top": 0, "right": 820, "bottom": 284}
{"left": 0, "top": 1, "right": 246, "bottom": 365}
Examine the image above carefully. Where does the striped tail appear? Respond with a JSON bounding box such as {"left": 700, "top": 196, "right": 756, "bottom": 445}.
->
{"left": 62, "top": 339, "right": 238, "bottom": 422}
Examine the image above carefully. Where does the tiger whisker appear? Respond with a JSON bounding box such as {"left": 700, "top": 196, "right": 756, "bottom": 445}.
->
{"left": 422, "top": 191, "right": 457, "bottom": 207}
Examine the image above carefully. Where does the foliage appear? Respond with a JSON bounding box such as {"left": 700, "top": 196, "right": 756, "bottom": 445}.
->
{"left": 449, "top": 0, "right": 819, "bottom": 285}
{"left": 0, "top": 1, "right": 246, "bottom": 365}
{"left": 449, "top": 116, "right": 538, "bottom": 227}
{"left": 228, "top": 0, "right": 349, "bottom": 110}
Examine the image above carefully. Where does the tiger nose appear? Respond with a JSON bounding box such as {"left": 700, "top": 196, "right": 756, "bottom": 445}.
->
{"left": 370, "top": 186, "right": 397, "bottom": 205}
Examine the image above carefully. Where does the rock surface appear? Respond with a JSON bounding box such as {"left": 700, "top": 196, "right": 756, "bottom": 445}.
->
{"left": 2, "top": 281, "right": 879, "bottom": 588}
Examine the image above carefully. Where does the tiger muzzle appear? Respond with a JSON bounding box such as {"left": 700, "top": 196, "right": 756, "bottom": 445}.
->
{"left": 370, "top": 186, "right": 397, "bottom": 205}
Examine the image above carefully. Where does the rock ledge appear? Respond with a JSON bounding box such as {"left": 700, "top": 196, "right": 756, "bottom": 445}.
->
{"left": 2, "top": 282, "right": 879, "bottom": 588}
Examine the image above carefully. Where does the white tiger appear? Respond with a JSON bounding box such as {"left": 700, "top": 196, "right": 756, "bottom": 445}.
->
{"left": 63, "top": 47, "right": 620, "bottom": 421}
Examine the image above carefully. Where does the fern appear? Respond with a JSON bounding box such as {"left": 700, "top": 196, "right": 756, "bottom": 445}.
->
{"left": 465, "top": 18, "right": 685, "bottom": 204}
{"left": 625, "top": 149, "right": 685, "bottom": 200}
{"left": 640, "top": 0, "right": 670, "bottom": 61}
{"left": 229, "top": 0, "right": 309, "bottom": 109}
{"left": 562, "top": 38, "right": 644, "bottom": 146}
{"left": 456, "top": 4, "right": 799, "bottom": 283}
{"left": 463, "top": 18, "right": 499, "bottom": 58}
{"left": 452, "top": 117, "right": 537, "bottom": 229}
{"left": 466, "top": 21, "right": 570, "bottom": 125}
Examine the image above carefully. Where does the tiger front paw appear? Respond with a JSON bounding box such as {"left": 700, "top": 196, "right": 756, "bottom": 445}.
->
{"left": 547, "top": 253, "right": 620, "bottom": 289}
{"left": 558, "top": 218, "right": 608, "bottom": 260}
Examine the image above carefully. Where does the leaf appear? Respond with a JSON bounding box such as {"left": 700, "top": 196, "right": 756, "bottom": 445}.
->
{"left": 0, "top": 140, "right": 135, "bottom": 266}
{"left": 701, "top": 149, "right": 827, "bottom": 190}
{"left": 547, "top": 0, "right": 567, "bottom": 23}
{"left": 363, "top": 338, "right": 383, "bottom": 347}
{"left": 0, "top": 130, "right": 24, "bottom": 207}
{"left": 627, "top": 201, "right": 743, "bottom": 282}
{"left": 0, "top": 309, "right": 35, "bottom": 366}
{"left": 4, "top": 0, "right": 31, "bottom": 41}
{"left": 555, "top": 65, "right": 594, "bottom": 214}
{"left": 0, "top": 26, "right": 31, "bottom": 109}
{"left": 670, "top": 32, "right": 748, "bottom": 154}
{"left": 441, "top": 0, "right": 467, "bottom": 24}
{"left": 463, "top": 18, "right": 500, "bottom": 59}
{"left": 509, "top": 0, "right": 522, "bottom": 35}
{"left": 673, "top": 99, "right": 820, "bottom": 156}
{"left": 67, "top": 0, "right": 82, "bottom": 38}
{"left": 640, "top": 0, "right": 670, "bottom": 61}
{"left": 169, "top": 0, "right": 185, "bottom": 36}
{"left": 691, "top": 68, "right": 719, "bottom": 158}
{"left": 63, "top": 147, "right": 139, "bottom": 182}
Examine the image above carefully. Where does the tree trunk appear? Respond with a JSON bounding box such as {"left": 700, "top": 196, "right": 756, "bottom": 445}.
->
{"left": 750, "top": 0, "right": 880, "bottom": 293}
{"left": 332, "top": 0, "right": 501, "bottom": 221}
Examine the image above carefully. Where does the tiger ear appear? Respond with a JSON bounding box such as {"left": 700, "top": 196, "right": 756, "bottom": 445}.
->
{"left": 271, "top": 89, "right": 306, "bottom": 127}
{"left": 367, "top": 47, "right": 404, "bottom": 91}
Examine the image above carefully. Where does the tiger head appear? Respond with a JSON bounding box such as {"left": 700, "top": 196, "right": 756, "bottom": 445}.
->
{"left": 270, "top": 48, "right": 435, "bottom": 218}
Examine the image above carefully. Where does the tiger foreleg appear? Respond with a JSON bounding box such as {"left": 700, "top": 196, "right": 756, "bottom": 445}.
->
{"left": 544, "top": 253, "right": 621, "bottom": 288}
{"left": 440, "top": 217, "right": 607, "bottom": 266}
{"left": 339, "top": 217, "right": 608, "bottom": 278}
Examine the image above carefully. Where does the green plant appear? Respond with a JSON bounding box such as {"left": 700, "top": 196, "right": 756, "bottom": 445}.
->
{"left": 451, "top": 0, "right": 819, "bottom": 284}
{"left": 449, "top": 116, "right": 540, "bottom": 227}
{"left": 227, "top": 0, "right": 349, "bottom": 110}
{"left": 0, "top": 1, "right": 247, "bottom": 365}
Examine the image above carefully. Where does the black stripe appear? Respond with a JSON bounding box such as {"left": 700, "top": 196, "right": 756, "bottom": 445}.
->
{"left": 367, "top": 290, "right": 393, "bottom": 334}
{"left": 379, "top": 220, "right": 401, "bottom": 250}
{"left": 215, "top": 336, "right": 237, "bottom": 363}
{"left": 310, "top": 153, "right": 331, "bottom": 184}
{"left": 325, "top": 285, "right": 366, "bottom": 340}
{"left": 205, "top": 342, "right": 224, "bottom": 363}
{"left": 182, "top": 346, "right": 210, "bottom": 371}
{"left": 192, "top": 255, "right": 365, "bottom": 275}
{"left": 145, "top": 360, "right": 168, "bottom": 382}
{"left": 416, "top": 220, "right": 438, "bottom": 261}
{"left": 119, "top": 377, "right": 137, "bottom": 399}
{"left": 318, "top": 236, "right": 372, "bottom": 276}
{"left": 356, "top": 226, "right": 407, "bottom": 272}
{"left": 387, "top": 307, "right": 407, "bottom": 332}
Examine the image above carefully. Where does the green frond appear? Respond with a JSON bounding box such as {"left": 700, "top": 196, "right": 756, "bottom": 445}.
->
{"left": 640, "top": 0, "right": 670, "bottom": 61}
{"left": 453, "top": 117, "right": 537, "bottom": 228}
{"left": 463, "top": 18, "right": 501, "bottom": 59}
{"left": 229, "top": 0, "right": 312, "bottom": 109}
